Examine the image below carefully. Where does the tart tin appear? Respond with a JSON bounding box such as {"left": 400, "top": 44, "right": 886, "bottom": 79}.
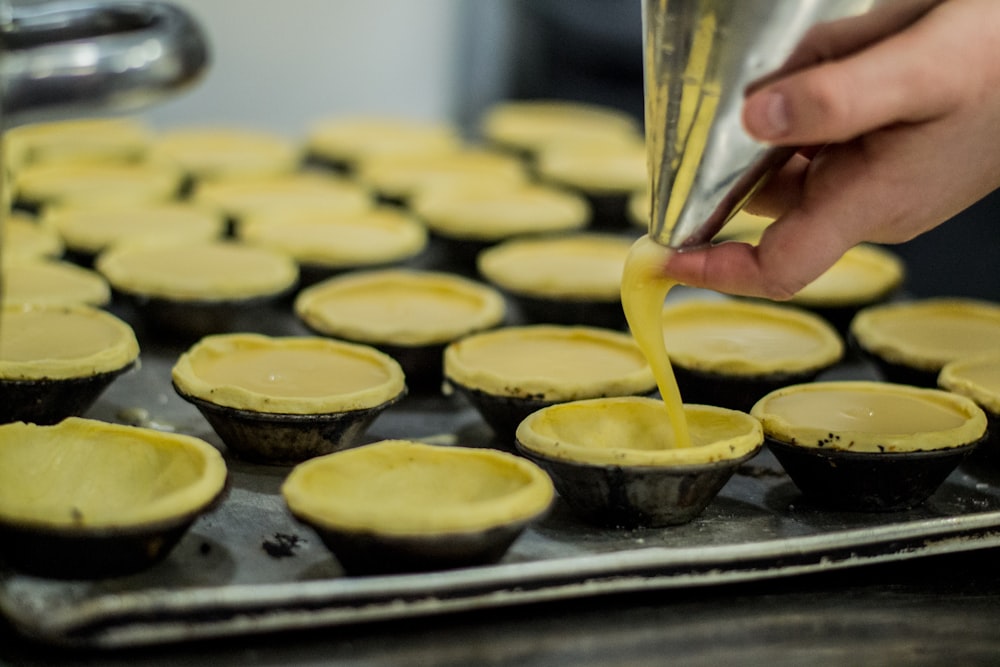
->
{"left": 282, "top": 439, "right": 554, "bottom": 574}
{"left": 752, "top": 381, "right": 988, "bottom": 512}
{"left": 0, "top": 367, "right": 135, "bottom": 426}
{"left": 850, "top": 298, "right": 1000, "bottom": 387}
{"left": 0, "top": 303, "right": 139, "bottom": 424}
{"left": 176, "top": 393, "right": 403, "bottom": 465}
{"left": 515, "top": 397, "right": 763, "bottom": 527}
{"left": 0, "top": 418, "right": 227, "bottom": 579}
{"left": 172, "top": 334, "right": 407, "bottom": 464}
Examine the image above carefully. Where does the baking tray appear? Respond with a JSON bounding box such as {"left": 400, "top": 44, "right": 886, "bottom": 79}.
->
{"left": 5, "top": 292, "right": 1000, "bottom": 650}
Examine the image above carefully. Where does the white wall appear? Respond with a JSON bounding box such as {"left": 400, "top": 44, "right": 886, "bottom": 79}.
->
{"left": 140, "top": 0, "right": 469, "bottom": 138}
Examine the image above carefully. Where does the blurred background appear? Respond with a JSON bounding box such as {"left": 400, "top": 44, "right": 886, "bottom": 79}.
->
{"left": 141, "top": 0, "right": 997, "bottom": 300}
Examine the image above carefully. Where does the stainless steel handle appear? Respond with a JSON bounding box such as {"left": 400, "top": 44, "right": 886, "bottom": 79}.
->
{"left": 0, "top": 0, "right": 209, "bottom": 127}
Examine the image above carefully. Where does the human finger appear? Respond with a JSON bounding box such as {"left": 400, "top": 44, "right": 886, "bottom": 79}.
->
{"left": 741, "top": 7, "right": 952, "bottom": 145}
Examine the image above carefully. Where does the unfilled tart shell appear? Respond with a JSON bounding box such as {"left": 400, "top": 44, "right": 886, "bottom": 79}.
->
{"left": 515, "top": 397, "right": 762, "bottom": 527}
{"left": 0, "top": 417, "right": 227, "bottom": 578}
{"left": 282, "top": 439, "right": 554, "bottom": 573}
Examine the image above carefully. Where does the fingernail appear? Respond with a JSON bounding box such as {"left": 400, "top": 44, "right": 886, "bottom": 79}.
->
{"left": 751, "top": 92, "right": 789, "bottom": 140}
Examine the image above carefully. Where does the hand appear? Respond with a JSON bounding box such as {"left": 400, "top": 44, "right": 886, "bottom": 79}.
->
{"left": 664, "top": 0, "right": 1000, "bottom": 299}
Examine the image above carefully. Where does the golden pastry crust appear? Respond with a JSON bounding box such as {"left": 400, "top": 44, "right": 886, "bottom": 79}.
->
{"left": 43, "top": 203, "right": 225, "bottom": 255}
{"left": 282, "top": 439, "right": 553, "bottom": 535}
{"left": 480, "top": 99, "right": 640, "bottom": 154}
{"left": 790, "top": 244, "right": 905, "bottom": 308}
{"left": 149, "top": 126, "right": 301, "bottom": 181}
{"left": 238, "top": 207, "right": 427, "bottom": 268}
{"left": 939, "top": 353, "right": 1000, "bottom": 415}
{"left": 477, "top": 233, "right": 631, "bottom": 300}
{"left": 96, "top": 240, "right": 298, "bottom": 301}
{"left": 3, "top": 259, "right": 111, "bottom": 307}
{"left": 295, "top": 269, "right": 506, "bottom": 347}
{"left": 306, "top": 116, "right": 461, "bottom": 166}
{"left": 443, "top": 325, "right": 655, "bottom": 400}
{"left": 14, "top": 162, "right": 184, "bottom": 207}
{"left": 172, "top": 333, "right": 405, "bottom": 414}
{"left": 413, "top": 183, "right": 589, "bottom": 241}
{"left": 0, "top": 417, "right": 226, "bottom": 528}
{"left": 850, "top": 298, "right": 1000, "bottom": 371}
{"left": 751, "top": 381, "right": 987, "bottom": 453}
{"left": 0, "top": 303, "right": 138, "bottom": 380}
{"left": 517, "top": 397, "right": 763, "bottom": 466}
{"left": 534, "top": 140, "right": 647, "bottom": 195}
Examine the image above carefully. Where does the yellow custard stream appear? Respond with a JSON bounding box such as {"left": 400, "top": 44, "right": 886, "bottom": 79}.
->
{"left": 620, "top": 235, "right": 690, "bottom": 448}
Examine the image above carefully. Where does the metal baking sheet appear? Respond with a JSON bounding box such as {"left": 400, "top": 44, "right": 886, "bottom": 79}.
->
{"left": 5, "top": 297, "right": 1000, "bottom": 650}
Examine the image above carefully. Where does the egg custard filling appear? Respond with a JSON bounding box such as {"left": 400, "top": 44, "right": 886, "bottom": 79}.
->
{"left": 172, "top": 333, "right": 405, "bottom": 414}
{"left": 443, "top": 325, "right": 655, "bottom": 401}
{"left": 939, "top": 354, "right": 1000, "bottom": 415}
{"left": 851, "top": 298, "right": 1000, "bottom": 371}
{"left": 659, "top": 299, "right": 843, "bottom": 376}
{"left": 97, "top": 240, "right": 298, "bottom": 301}
{"left": 3, "top": 259, "right": 111, "bottom": 307}
{"left": 0, "top": 304, "right": 138, "bottom": 380}
{"left": 620, "top": 235, "right": 691, "bottom": 447}
{"left": 238, "top": 207, "right": 427, "bottom": 269}
{"left": 413, "top": 183, "right": 589, "bottom": 241}
{"left": 295, "top": 269, "right": 506, "bottom": 347}
{"left": 477, "top": 233, "right": 632, "bottom": 301}
{"left": 751, "top": 381, "right": 987, "bottom": 453}
{"left": 789, "top": 244, "right": 904, "bottom": 308}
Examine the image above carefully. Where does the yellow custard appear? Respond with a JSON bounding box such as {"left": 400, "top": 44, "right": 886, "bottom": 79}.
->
{"left": 851, "top": 298, "right": 1000, "bottom": 371}
{"left": 172, "top": 334, "right": 405, "bottom": 413}
{"left": 96, "top": 241, "right": 298, "bottom": 301}
{"left": 238, "top": 207, "right": 427, "bottom": 268}
{"left": 660, "top": 299, "right": 843, "bottom": 374}
{"left": 751, "top": 381, "right": 987, "bottom": 453}
{"left": 0, "top": 304, "right": 139, "bottom": 380}
{"left": 443, "top": 325, "right": 654, "bottom": 399}
{"left": 295, "top": 270, "right": 506, "bottom": 346}
{"left": 3, "top": 259, "right": 111, "bottom": 307}
{"left": 939, "top": 354, "right": 1000, "bottom": 415}
{"left": 477, "top": 233, "right": 632, "bottom": 300}
{"left": 620, "top": 235, "right": 690, "bottom": 448}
